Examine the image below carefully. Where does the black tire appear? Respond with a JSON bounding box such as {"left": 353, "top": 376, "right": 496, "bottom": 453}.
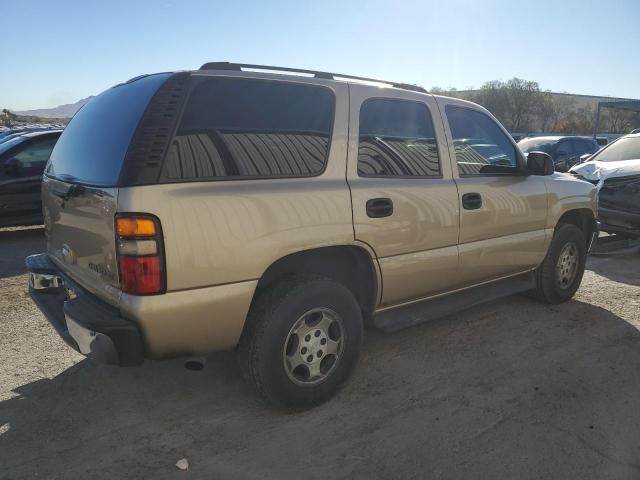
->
{"left": 533, "top": 223, "right": 587, "bottom": 304}
{"left": 238, "top": 275, "right": 363, "bottom": 410}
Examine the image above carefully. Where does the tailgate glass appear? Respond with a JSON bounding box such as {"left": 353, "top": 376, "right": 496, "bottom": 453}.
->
{"left": 45, "top": 73, "right": 170, "bottom": 187}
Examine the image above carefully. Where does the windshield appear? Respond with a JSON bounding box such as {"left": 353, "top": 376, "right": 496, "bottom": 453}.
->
{"left": 590, "top": 136, "right": 640, "bottom": 162}
{"left": 517, "top": 138, "right": 556, "bottom": 154}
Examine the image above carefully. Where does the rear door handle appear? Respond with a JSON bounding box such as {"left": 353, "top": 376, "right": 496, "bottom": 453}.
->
{"left": 366, "top": 198, "right": 393, "bottom": 218}
{"left": 462, "top": 192, "right": 482, "bottom": 210}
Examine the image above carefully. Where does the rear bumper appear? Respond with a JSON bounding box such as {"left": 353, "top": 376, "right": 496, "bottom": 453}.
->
{"left": 26, "top": 253, "right": 144, "bottom": 366}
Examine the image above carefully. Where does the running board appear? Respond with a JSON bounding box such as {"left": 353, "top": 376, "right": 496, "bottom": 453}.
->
{"left": 373, "top": 271, "right": 536, "bottom": 332}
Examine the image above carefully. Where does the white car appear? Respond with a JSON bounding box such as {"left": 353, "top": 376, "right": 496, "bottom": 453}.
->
{"left": 570, "top": 133, "right": 640, "bottom": 238}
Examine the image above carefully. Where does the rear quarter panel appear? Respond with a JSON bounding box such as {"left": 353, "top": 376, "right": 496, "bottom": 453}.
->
{"left": 117, "top": 177, "right": 355, "bottom": 291}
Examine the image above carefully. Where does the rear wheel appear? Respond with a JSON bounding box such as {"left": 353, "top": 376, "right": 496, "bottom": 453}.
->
{"left": 238, "top": 275, "right": 363, "bottom": 410}
{"left": 533, "top": 223, "right": 587, "bottom": 304}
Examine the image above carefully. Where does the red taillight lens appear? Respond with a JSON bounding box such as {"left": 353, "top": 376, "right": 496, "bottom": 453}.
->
{"left": 115, "top": 214, "right": 164, "bottom": 295}
{"left": 119, "top": 256, "right": 161, "bottom": 294}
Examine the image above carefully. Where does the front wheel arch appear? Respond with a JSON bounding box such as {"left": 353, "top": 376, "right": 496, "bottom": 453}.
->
{"left": 556, "top": 209, "right": 597, "bottom": 249}
{"left": 533, "top": 223, "right": 587, "bottom": 304}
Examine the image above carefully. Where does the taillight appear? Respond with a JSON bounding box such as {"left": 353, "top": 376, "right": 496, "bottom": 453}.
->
{"left": 115, "top": 214, "right": 165, "bottom": 295}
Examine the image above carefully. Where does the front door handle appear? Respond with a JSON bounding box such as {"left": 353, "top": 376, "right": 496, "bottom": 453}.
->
{"left": 366, "top": 198, "right": 393, "bottom": 218}
{"left": 462, "top": 192, "right": 482, "bottom": 210}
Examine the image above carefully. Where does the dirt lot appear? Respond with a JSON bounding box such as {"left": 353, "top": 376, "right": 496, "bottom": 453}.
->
{"left": 0, "top": 227, "right": 639, "bottom": 480}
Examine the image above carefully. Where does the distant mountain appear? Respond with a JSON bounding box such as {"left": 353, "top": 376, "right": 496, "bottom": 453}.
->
{"left": 15, "top": 97, "right": 94, "bottom": 119}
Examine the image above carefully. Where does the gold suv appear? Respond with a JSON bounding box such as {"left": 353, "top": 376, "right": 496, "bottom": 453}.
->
{"left": 27, "top": 63, "right": 599, "bottom": 409}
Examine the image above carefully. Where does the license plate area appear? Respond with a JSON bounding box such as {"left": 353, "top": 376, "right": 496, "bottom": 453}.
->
{"left": 65, "top": 283, "right": 80, "bottom": 300}
{"left": 61, "top": 274, "right": 85, "bottom": 301}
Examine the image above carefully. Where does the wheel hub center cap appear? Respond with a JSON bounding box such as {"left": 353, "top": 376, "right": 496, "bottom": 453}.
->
{"left": 283, "top": 308, "right": 344, "bottom": 386}
{"left": 303, "top": 331, "right": 328, "bottom": 363}
{"left": 307, "top": 338, "right": 322, "bottom": 355}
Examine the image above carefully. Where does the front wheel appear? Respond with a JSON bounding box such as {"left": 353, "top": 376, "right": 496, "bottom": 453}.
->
{"left": 533, "top": 223, "right": 587, "bottom": 304}
{"left": 238, "top": 275, "right": 363, "bottom": 410}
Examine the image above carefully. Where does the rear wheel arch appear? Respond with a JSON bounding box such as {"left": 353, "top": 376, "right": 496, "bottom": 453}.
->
{"left": 253, "top": 245, "right": 379, "bottom": 318}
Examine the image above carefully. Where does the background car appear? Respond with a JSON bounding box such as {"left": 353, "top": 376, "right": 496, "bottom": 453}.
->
{"left": 0, "top": 129, "right": 30, "bottom": 143}
{"left": 0, "top": 126, "right": 60, "bottom": 143}
{"left": 570, "top": 133, "right": 640, "bottom": 238}
{"left": 518, "top": 136, "right": 600, "bottom": 172}
{"left": 0, "top": 129, "right": 61, "bottom": 227}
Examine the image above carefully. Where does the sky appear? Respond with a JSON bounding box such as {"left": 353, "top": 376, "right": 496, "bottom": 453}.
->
{"left": 3, "top": 0, "right": 639, "bottom": 111}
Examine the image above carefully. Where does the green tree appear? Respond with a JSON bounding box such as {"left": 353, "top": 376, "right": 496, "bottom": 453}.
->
{"left": 474, "top": 80, "right": 510, "bottom": 124}
{"left": 505, "top": 78, "right": 541, "bottom": 131}
{"left": 557, "top": 105, "right": 595, "bottom": 135}
{"left": 464, "top": 78, "right": 541, "bottom": 131}
{"left": 537, "top": 93, "right": 577, "bottom": 133}
{"left": 599, "top": 109, "right": 639, "bottom": 133}
{"left": 1, "top": 108, "right": 17, "bottom": 127}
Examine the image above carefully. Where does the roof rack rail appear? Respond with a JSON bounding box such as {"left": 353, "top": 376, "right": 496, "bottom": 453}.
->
{"left": 199, "top": 62, "right": 427, "bottom": 94}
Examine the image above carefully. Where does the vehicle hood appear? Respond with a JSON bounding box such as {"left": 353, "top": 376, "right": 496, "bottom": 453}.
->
{"left": 569, "top": 159, "right": 640, "bottom": 190}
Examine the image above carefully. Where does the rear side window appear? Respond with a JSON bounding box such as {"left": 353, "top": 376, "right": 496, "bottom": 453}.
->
{"left": 162, "top": 78, "right": 335, "bottom": 180}
{"left": 46, "top": 73, "right": 171, "bottom": 186}
{"left": 446, "top": 105, "right": 518, "bottom": 176}
{"left": 358, "top": 98, "right": 440, "bottom": 177}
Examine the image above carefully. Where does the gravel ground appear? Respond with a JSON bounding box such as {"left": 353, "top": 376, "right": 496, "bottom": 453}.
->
{"left": 0, "top": 227, "right": 639, "bottom": 480}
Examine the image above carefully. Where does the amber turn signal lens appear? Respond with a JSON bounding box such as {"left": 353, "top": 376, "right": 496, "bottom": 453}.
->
{"left": 116, "top": 217, "right": 157, "bottom": 237}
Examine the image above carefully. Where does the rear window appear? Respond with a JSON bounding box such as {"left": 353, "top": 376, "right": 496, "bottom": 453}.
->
{"left": 161, "top": 78, "right": 335, "bottom": 180}
{"left": 45, "top": 73, "right": 170, "bottom": 186}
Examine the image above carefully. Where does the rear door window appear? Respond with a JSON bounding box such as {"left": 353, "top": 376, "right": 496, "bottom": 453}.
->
{"left": 162, "top": 78, "right": 335, "bottom": 180}
{"left": 357, "top": 98, "right": 440, "bottom": 177}
{"left": 46, "top": 73, "right": 171, "bottom": 186}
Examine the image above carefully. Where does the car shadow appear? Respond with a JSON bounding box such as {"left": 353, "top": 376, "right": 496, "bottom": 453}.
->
{"left": 0, "top": 227, "right": 45, "bottom": 279}
{"left": 587, "top": 252, "right": 640, "bottom": 286}
{"left": 1, "top": 296, "right": 639, "bottom": 479}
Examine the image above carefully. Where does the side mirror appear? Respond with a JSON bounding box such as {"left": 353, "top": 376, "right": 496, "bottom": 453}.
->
{"left": 578, "top": 153, "right": 591, "bottom": 164}
{"left": 527, "top": 151, "right": 554, "bottom": 176}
